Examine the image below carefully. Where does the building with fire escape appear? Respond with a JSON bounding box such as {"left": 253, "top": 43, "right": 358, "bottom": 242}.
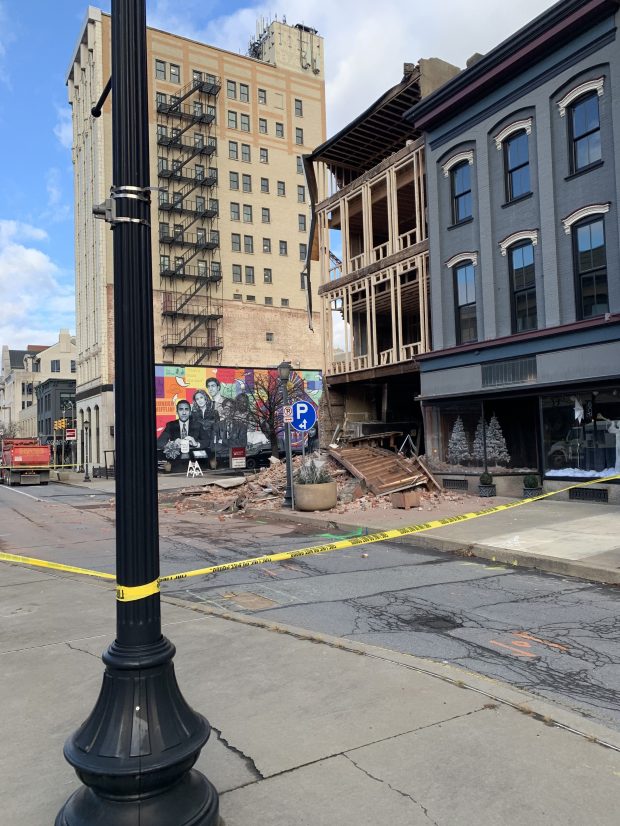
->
{"left": 66, "top": 7, "right": 325, "bottom": 467}
{"left": 305, "top": 60, "right": 458, "bottom": 444}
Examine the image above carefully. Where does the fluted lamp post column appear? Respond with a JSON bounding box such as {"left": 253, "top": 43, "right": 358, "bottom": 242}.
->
{"left": 55, "top": 1, "right": 219, "bottom": 823}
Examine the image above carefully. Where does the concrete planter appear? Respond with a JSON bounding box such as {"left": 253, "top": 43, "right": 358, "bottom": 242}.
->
{"left": 293, "top": 480, "right": 337, "bottom": 511}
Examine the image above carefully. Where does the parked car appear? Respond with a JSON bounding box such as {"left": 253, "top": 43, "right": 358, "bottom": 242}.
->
{"left": 547, "top": 423, "right": 615, "bottom": 469}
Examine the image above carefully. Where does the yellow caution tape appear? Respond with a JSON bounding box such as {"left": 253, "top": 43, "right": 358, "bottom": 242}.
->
{"left": 1, "top": 474, "right": 619, "bottom": 602}
{"left": 115, "top": 579, "right": 160, "bottom": 602}
{"left": 0, "top": 551, "right": 116, "bottom": 581}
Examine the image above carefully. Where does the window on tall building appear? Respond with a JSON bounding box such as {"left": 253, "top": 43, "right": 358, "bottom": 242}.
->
{"left": 295, "top": 98, "right": 303, "bottom": 117}
{"left": 51, "top": 360, "right": 60, "bottom": 373}
{"left": 298, "top": 214, "right": 306, "bottom": 232}
{"left": 239, "top": 83, "right": 249, "bottom": 102}
{"left": 231, "top": 233, "right": 241, "bottom": 252}
{"left": 300, "top": 273, "right": 307, "bottom": 290}
{"left": 573, "top": 217, "right": 608, "bottom": 319}
{"left": 240, "top": 114, "right": 250, "bottom": 132}
{"left": 194, "top": 164, "right": 204, "bottom": 181}
{"left": 260, "top": 147, "right": 269, "bottom": 164}
{"left": 297, "top": 185, "right": 306, "bottom": 203}
{"left": 227, "top": 110, "right": 238, "bottom": 129}
{"left": 157, "top": 124, "right": 167, "bottom": 141}
{"left": 296, "top": 156, "right": 304, "bottom": 175}
{"left": 570, "top": 92, "right": 602, "bottom": 172}
{"left": 157, "top": 156, "right": 168, "bottom": 173}
{"left": 244, "top": 235, "right": 254, "bottom": 254}
{"left": 233, "top": 293, "right": 242, "bottom": 301}
{"left": 275, "top": 122, "right": 284, "bottom": 138}
{"left": 264, "top": 268, "right": 273, "bottom": 284}
{"left": 229, "top": 140, "right": 238, "bottom": 160}
{"left": 281, "top": 298, "right": 289, "bottom": 307}
{"left": 453, "top": 261, "right": 477, "bottom": 344}
{"left": 504, "top": 131, "right": 530, "bottom": 202}
{"left": 277, "top": 181, "right": 286, "bottom": 196}
{"left": 160, "top": 254, "right": 170, "bottom": 271}
{"left": 263, "top": 238, "right": 272, "bottom": 253}
{"left": 258, "top": 88, "right": 267, "bottom": 104}
{"left": 279, "top": 240, "right": 288, "bottom": 256}
{"left": 71, "top": 360, "right": 76, "bottom": 373}
{"left": 155, "top": 59, "right": 166, "bottom": 80}
{"left": 295, "top": 127, "right": 304, "bottom": 145}
{"left": 156, "top": 91, "right": 167, "bottom": 107}
{"left": 242, "top": 174, "right": 252, "bottom": 193}
{"left": 227, "top": 79, "right": 237, "bottom": 99}
{"left": 260, "top": 177, "right": 269, "bottom": 194}
{"left": 229, "top": 171, "right": 239, "bottom": 190}
{"left": 259, "top": 118, "right": 267, "bottom": 134}
{"left": 451, "top": 161, "right": 472, "bottom": 224}
{"left": 262, "top": 207, "right": 271, "bottom": 223}
{"left": 230, "top": 202, "right": 240, "bottom": 221}
{"left": 194, "top": 132, "right": 204, "bottom": 148}
{"left": 243, "top": 204, "right": 253, "bottom": 223}
{"left": 241, "top": 143, "right": 251, "bottom": 162}
{"left": 245, "top": 265, "right": 255, "bottom": 284}
{"left": 509, "top": 242, "right": 537, "bottom": 332}
{"left": 299, "top": 243, "right": 307, "bottom": 261}
{"left": 232, "top": 264, "right": 242, "bottom": 283}
{"left": 170, "top": 63, "right": 180, "bottom": 84}
{"left": 265, "top": 297, "right": 273, "bottom": 306}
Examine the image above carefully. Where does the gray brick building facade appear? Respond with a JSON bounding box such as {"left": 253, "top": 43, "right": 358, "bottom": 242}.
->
{"left": 406, "top": 0, "right": 620, "bottom": 496}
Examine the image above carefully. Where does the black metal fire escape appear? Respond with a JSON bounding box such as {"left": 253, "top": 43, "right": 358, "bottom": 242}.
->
{"left": 156, "top": 72, "right": 223, "bottom": 366}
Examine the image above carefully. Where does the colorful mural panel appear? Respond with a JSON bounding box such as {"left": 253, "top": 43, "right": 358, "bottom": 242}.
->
{"left": 155, "top": 364, "right": 323, "bottom": 468}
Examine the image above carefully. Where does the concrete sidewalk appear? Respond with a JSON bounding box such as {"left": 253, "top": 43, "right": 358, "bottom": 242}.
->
{"left": 2, "top": 562, "right": 620, "bottom": 825}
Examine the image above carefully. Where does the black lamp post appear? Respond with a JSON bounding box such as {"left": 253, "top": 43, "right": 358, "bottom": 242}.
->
{"left": 82, "top": 420, "right": 90, "bottom": 482}
{"left": 55, "top": 2, "right": 219, "bottom": 824}
{"left": 278, "top": 360, "right": 294, "bottom": 507}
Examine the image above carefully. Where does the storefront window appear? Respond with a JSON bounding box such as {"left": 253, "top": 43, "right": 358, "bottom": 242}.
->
{"left": 542, "top": 390, "right": 620, "bottom": 478}
{"left": 423, "top": 398, "right": 538, "bottom": 473}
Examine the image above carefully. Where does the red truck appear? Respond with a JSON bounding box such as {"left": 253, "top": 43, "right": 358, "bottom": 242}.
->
{"left": 1, "top": 438, "right": 51, "bottom": 486}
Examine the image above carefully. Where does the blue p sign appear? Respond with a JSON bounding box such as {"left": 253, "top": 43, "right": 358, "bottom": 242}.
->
{"left": 291, "top": 401, "right": 317, "bottom": 432}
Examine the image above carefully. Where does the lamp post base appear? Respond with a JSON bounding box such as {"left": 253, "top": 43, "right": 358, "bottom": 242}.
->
{"left": 55, "top": 636, "right": 219, "bottom": 826}
{"left": 56, "top": 770, "right": 219, "bottom": 826}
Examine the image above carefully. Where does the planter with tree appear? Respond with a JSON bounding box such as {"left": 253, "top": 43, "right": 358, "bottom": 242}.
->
{"left": 523, "top": 474, "right": 542, "bottom": 498}
{"left": 478, "top": 471, "right": 496, "bottom": 497}
{"left": 293, "top": 459, "right": 337, "bottom": 511}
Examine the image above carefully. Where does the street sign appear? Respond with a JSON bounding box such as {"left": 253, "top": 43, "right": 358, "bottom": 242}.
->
{"left": 283, "top": 404, "right": 293, "bottom": 423}
{"left": 291, "top": 401, "right": 317, "bottom": 433}
{"left": 66, "top": 428, "right": 77, "bottom": 441}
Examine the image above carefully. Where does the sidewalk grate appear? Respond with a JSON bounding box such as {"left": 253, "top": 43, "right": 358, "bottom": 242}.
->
{"left": 444, "top": 478, "right": 469, "bottom": 491}
{"left": 569, "top": 487, "right": 609, "bottom": 503}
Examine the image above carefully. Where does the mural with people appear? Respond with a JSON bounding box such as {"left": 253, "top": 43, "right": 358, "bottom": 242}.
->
{"left": 155, "top": 364, "right": 323, "bottom": 469}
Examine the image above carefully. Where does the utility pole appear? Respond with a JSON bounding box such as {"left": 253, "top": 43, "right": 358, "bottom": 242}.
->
{"left": 55, "top": 2, "right": 219, "bottom": 823}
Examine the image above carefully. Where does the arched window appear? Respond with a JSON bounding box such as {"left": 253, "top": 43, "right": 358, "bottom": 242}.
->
{"left": 94, "top": 405, "right": 100, "bottom": 464}
{"left": 451, "top": 161, "right": 472, "bottom": 224}
{"left": 503, "top": 130, "right": 530, "bottom": 202}
{"left": 569, "top": 92, "right": 601, "bottom": 173}
{"left": 508, "top": 242, "right": 537, "bottom": 332}
{"left": 573, "top": 217, "right": 608, "bottom": 319}
{"left": 452, "top": 260, "right": 477, "bottom": 344}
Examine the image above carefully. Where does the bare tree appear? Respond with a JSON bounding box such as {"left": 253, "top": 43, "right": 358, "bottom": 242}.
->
{"left": 247, "top": 370, "right": 304, "bottom": 456}
{"left": 0, "top": 421, "right": 19, "bottom": 439}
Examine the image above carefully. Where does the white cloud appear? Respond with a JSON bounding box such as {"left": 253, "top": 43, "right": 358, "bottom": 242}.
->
{"left": 147, "top": 0, "right": 558, "bottom": 133}
{"left": 53, "top": 105, "right": 73, "bottom": 150}
{"left": 41, "top": 167, "right": 71, "bottom": 224}
{"left": 0, "top": 220, "right": 74, "bottom": 349}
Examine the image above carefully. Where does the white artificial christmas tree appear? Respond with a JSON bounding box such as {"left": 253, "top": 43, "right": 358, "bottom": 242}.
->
{"left": 486, "top": 414, "right": 510, "bottom": 466}
{"left": 446, "top": 416, "right": 471, "bottom": 465}
{"left": 472, "top": 417, "right": 485, "bottom": 464}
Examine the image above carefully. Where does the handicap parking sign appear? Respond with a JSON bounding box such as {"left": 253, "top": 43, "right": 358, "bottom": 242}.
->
{"left": 291, "top": 401, "right": 317, "bottom": 432}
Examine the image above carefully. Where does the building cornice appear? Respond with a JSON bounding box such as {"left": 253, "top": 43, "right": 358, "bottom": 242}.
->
{"left": 562, "top": 202, "right": 611, "bottom": 233}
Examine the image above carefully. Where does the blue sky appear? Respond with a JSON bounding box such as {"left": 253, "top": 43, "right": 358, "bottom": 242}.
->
{"left": 0, "top": 0, "right": 556, "bottom": 349}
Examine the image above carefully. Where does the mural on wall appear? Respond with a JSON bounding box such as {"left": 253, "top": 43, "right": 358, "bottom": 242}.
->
{"left": 155, "top": 364, "right": 323, "bottom": 468}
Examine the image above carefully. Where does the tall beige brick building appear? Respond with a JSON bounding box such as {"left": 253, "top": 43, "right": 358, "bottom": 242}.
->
{"left": 66, "top": 7, "right": 325, "bottom": 465}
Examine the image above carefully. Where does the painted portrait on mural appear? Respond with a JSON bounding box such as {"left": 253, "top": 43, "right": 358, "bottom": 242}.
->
{"left": 155, "top": 364, "right": 323, "bottom": 469}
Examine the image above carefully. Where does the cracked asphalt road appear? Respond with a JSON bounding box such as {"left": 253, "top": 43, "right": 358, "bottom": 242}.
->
{"left": 2, "top": 482, "right": 620, "bottom": 731}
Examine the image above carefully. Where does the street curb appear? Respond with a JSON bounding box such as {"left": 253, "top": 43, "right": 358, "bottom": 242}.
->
{"left": 162, "top": 594, "right": 620, "bottom": 752}
{"left": 246, "top": 507, "right": 620, "bottom": 586}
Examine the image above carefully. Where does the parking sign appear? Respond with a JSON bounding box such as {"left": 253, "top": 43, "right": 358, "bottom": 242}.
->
{"left": 291, "top": 401, "right": 317, "bottom": 432}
